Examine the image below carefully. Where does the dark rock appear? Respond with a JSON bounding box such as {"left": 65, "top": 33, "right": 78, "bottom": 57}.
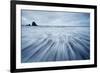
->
{"left": 32, "top": 21, "right": 37, "bottom": 26}
{"left": 26, "top": 24, "right": 31, "bottom": 26}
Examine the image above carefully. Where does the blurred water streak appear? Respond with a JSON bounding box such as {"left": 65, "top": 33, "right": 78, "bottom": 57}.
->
{"left": 21, "top": 26, "right": 90, "bottom": 63}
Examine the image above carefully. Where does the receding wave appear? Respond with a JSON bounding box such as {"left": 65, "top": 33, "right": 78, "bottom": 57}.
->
{"left": 21, "top": 26, "right": 90, "bottom": 63}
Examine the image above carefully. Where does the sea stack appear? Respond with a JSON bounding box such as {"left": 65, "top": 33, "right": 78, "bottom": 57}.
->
{"left": 32, "top": 21, "right": 37, "bottom": 26}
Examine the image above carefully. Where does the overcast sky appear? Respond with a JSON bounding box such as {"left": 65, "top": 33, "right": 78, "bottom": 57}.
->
{"left": 21, "top": 10, "right": 90, "bottom": 26}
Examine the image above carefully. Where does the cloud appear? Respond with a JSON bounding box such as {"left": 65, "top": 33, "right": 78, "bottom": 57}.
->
{"left": 21, "top": 10, "right": 90, "bottom": 26}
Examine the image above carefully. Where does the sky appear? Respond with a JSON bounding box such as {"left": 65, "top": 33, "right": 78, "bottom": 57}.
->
{"left": 21, "top": 10, "right": 90, "bottom": 26}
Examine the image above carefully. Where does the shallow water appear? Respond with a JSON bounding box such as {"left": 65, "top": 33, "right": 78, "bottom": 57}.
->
{"left": 21, "top": 26, "right": 90, "bottom": 63}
